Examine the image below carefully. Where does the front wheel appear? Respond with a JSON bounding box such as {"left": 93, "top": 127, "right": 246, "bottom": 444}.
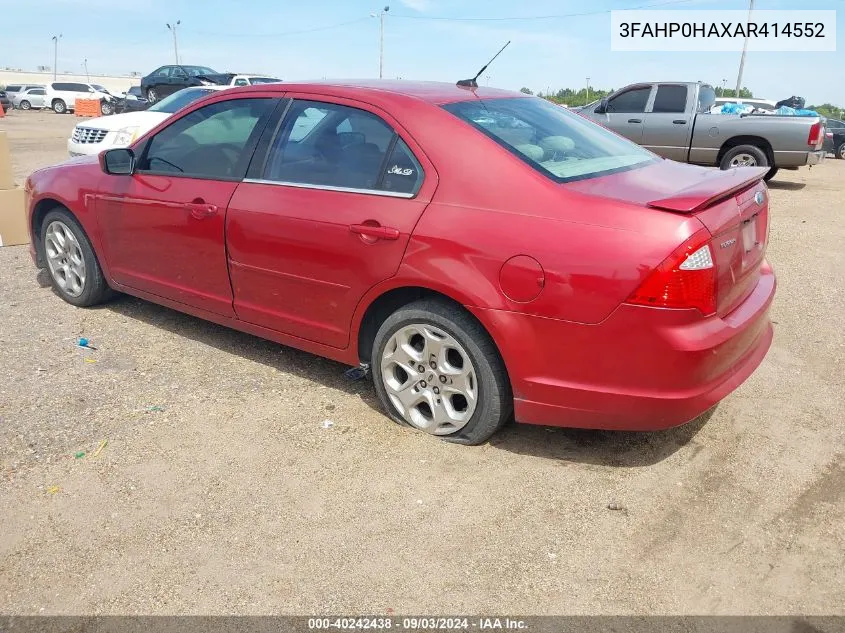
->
{"left": 52, "top": 99, "right": 67, "bottom": 114}
{"left": 100, "top": 101, "right": 113, "bottom": 116}
{"left": 371, "top": 298, "right": 512, "bottom": 445}
{"left": 720, "top": 144, "right": 768, "bottom": 170}
{"left": 19, "top": 100, "right": 31, "bottom": 110}
{"left": 40, "top": 209, "right": 114, "bottom": 307}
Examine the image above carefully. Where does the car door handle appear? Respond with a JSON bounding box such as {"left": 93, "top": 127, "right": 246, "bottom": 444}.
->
{"left": 628, "top": 118, "right": 643, "bottom": 123}
{"left": 185, "top": 201, "right": 218, "bottom": 220}
{"left": 673, "top": 119, "right": 687, "bottom": 124}
{"left": 350, "top": 224, "right": 400, "bottom": 240}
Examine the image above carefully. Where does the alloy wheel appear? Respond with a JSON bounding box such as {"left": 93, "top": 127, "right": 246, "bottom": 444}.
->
{"left": 380, "top": 324, "right": 478, "bottom": 435}
{"left": 729, "top": 153, "right": 758, "bottom": 167}
{"left": 44, "top": 220, "right": 86, "bottom": 297}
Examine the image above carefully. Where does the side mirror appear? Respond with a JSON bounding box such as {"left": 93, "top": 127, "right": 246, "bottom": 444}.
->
{"left": 595, "top": 97, "right": 610, "bottom": 114}
{"left": 101, "top": 148, "right": 135, "bottom": 175}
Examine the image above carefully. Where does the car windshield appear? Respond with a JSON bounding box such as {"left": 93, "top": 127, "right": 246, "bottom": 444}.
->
{"left": 248, "top": 77, "right": 280, "bottom": 85}
{"left": 92, "top": 84, "right": 109, "bottom": 93}
{"left": 443, "top": 97, "right": 657, "bottom": 183}
{"left": 148, "top": 88, "right": 216, "bottom": 113}
{"left": 183, "top": 66, "right": 217, "bottom": 77}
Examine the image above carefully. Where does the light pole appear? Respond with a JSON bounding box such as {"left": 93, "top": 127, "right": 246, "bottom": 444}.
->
{"left": 370, "top": 6, "right": 389, "bottom": 79}
{"left": 166, "top": 20, "right": 181, "bottom": 65}
{"left": 83, "top": 58, "right": 90, "bottom": 82}
{"left": 51, "top": 34, "right": 62, "bottom": 80}
{"left": 586, "top": 77, "right": 591, "bottom": 104}
{"left": 734, "top": 0, "right": 754, "bottom": 98}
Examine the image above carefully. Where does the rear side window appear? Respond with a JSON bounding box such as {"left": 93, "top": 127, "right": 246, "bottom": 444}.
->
{"left": 382, "top": 139, "right": 423, "bottom": 194}
{"left": 698, "top": 86, "right": 716, "bottom": 112}
{"left": 607, "top": 87, "right": 651, "bottom": 113}
{"left": 6, "top": 85, "right": 22, "bottom": 92}
{"left": 652, "top": 85, "right": 688, "bottom": 113}
{"left": 443, "top": 97, "right": 656, "bottom": 183}
{"left": 29, "top": 89, "right": 46, "bottom": 95}
{"left": 139, "top": 98, "right": 275, "bottom": 180}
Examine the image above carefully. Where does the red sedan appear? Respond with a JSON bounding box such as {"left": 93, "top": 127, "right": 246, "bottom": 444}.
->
{"left": 25, "top": 81, "right": 775, "bottom": 444}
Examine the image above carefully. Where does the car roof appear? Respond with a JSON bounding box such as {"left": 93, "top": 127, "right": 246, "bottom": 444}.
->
{"left": 227, "top": 80, "right": 525, "bottom": 105}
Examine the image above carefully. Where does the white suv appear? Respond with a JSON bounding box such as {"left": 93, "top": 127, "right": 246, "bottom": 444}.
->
{"left": 45, "top": 81, "right": 111, "bottom": 114}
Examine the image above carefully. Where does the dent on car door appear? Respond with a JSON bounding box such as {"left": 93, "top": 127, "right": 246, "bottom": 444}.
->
{"left": 95, "top": 96, "right": 280, "bottom": 314}
{"left": 226, "top": 96, "right": 437, "bottom": 348}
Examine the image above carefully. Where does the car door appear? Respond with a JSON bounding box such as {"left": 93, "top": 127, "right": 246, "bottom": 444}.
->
{"left": 226, "top": 95, "right": 437, "bottom": 348}
{"left": 602, "top": 85, "right": 652, "bottom": 144}
{"left": 95, "top": 95, "right": 280, "bottom": 315}
{"left": 27, "top": 89, "right": 46, "bottom": 108}
{"left": 168, "top": 67, "right": 191, "bottom": 96}
{"left": 641, "top": 84, "right": 693, "bottom": 161}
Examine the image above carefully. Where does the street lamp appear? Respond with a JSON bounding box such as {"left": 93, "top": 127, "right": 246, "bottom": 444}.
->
{"left": 51, "top": 34, "right": 62, "bottom": 81}
{"left": 83, "top": 58, "right": 90, "bottom": 82}
{"left": 166, "top": 20, "right": 181, "bottom": 65}
{"left": 586, "top": 77, "right": 591, "bottom": 103}
{"left": 370, "top": 6, "right": 390, "bottom": 79}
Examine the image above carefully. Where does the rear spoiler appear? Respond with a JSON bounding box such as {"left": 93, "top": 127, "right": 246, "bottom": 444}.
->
{"left": 647, "top": 166, "right": 768, "bottom": 213}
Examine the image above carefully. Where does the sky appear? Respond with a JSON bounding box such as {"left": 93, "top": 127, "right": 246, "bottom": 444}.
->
{"left": 4, "top": 0, "right": 844, "bottom": 105}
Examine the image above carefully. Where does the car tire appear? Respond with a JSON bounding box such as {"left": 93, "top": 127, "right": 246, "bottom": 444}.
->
{"left": 836, "top": 142, "right": 845, "bottom": 160}
{"left": 720, "top": 144, "right": 768, "bottom": 170}
{"left": 763, "top": 167, "right": 779, "bottom": 181}
{"left": 20, "top": 100, "right": 31, "bottom": 110}
{"left": 100, "top": 101, "right": 113, "bottom": 116}
{"left": 146, "top": 88, "right": 157, "bottom": 104}
{"left": 40, "top": 209, "right": 115, "bottom": 308}
{"left": 52, "top": 99, "right": 67, "bottom": 114}
{"left": 371, "top": 298, "right": 512, "bottom": 445}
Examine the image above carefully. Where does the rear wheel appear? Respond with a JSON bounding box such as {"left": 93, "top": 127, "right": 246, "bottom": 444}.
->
{"left": 52, "top": 99, "right": 67, "bottom": 114}
{"left": 720, "top": 144, "right": 768, "bottom": 170}
{"left": 146, "top": 88, "right": 157, "bottom": 103}
{"left": 371, "top": 298, "right": 512, "bottom": 445}
{"left": 763, "top": 167, "right": 779, "bottom": 181}
{"left": 19, "top": 100, "right": 31, "bottom": 110}
{"left": 40, "top": 209, "right": 114, "bottom": 307}
{"left": 836, "top": 142, "right": 845, "bottom": 160}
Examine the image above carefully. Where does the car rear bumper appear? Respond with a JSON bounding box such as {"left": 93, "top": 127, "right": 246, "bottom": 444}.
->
{"left": 471, "top": 261, "right": 776, "bottom": 431}
{"left": 773, "top": 149, "right": 825, "bottom": 167}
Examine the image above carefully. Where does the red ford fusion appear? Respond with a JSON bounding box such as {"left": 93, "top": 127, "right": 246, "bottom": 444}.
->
{"left": 25, "top": 81, "right": 775, "bottom": 444}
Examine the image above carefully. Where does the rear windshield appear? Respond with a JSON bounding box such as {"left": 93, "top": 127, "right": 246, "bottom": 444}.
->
{"left": 443, "top": 97, "right": 656, "bottom": 183}
{"left": 249, "top": 77, "right": 280, "bottom": 84}
{"left": 149, "top": 88, "right": 216, "bottom": 113}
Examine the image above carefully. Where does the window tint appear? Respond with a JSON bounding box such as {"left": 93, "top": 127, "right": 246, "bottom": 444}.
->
{"left": 264, "top": 100, "right": 409, "bottom": 192}
{"left": 29, "top": 89, "right": 46, "bottom": 95}
{"left": 148, "top": 88, "right": 216, "bottom": 113}
{"left": 233, "top": 78, "right": 249, "bottom": 86}
{"left": 381, "top": 139, "right": 423, "bottom": 194}
{"left": 153, "top": 67, "right": 171, "bottom": 77}
{"left": 52, "top": 83, "right": 71, "bottom": 91}
{"left": 698, "top": 86, "right": 716, "bottom": 112}
{"left": 608, "top": 87, "right": 651, "bottom": 113}
{"left": 140, "top": 98, "right": 273, "bottom": 179}
{"left": 6, "top": 85, "right": 21, "bottom": 92}
{"left": 69, "top": 83, "right": 91, "bottom": 92}
{"left": 652, "top": 85, "right": 688, "bottom": 113}
{"left": 443, "top": 97, "right": 656, "bottom": 183}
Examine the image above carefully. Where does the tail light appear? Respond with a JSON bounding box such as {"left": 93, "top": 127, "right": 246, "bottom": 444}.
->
{"left": 626, "top": 229, "right": 716, "bottom": 316}
{"left": 808, "top": 122, "right": 824, "bottom": 148}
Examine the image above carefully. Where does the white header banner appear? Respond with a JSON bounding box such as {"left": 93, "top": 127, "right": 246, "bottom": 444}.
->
{"left": 611, "top": 10, "right": 837, "bottom": 52}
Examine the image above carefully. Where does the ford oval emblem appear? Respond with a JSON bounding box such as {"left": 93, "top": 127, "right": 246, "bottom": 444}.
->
{"left": 755, "top": 191, "right": 765, "bottom": 206}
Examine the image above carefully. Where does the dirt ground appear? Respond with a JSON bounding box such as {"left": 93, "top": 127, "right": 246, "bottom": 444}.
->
{"left": 0, "top": 111, "right": 843, "bottom": 615}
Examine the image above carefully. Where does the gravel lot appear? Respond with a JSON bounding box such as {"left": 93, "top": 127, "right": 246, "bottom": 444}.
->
{"left": 1, "top": 111, "right": 843, "bottom": 615}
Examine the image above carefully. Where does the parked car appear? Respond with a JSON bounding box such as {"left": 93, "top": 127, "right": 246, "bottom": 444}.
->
{"left": 230, "top": 75, "right": 282, "bottom": 86}
{"left": 45, "top": 81, "right": 111, "bottom": 114}
{"left": 140, "top": 65, "right": 235, "bottom": 103}
{"left": 0, "top": 91, "right": 11, "bottom": 114}
{"left": 712, "top": 97, "right": 777, "bottom": 113}
{"left": 11, "top": 87, "right": 48, "bottom": 110}
{"left": 579, "top": 82, "right": 826, "bottom": 180}
{"left": 3, "top": 84, "right": 45, "bottom": 103}
{"left": 823, "top": 118, "right": 845, "bottom": 159}
{"left": 67, "top": 86, "right": 230, "bottom": 156}
{"left": 27, "top": 81, "right": 776, "bottom": 444}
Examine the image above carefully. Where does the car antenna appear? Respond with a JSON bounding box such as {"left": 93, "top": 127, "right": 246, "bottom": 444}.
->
{"left": 457, "top": 41, "right": 511, "bottom": 88}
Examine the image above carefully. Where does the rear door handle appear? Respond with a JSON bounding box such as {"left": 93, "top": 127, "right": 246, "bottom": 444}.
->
{"left": 185, "top": 202, "right": 218, "bottom": 220}
{"left": 673, "top": 119, "right": 687, "bottom": 124}
{"left": 628, "top": 118, "right": 642, "bottom": 123}
{"left": 350, "top": 224, "right": 400, "bottom": 240}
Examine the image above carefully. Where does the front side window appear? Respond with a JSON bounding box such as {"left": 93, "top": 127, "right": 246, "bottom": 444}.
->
{"left": 263, "top": 100, "right": 422, "bottom": 194}
{"left": 148, "top": 88, "right": 217, "bottom": 114}
{"left": 139, "top": 98, "right": 274, "bottom": 180}
{"left": 443, "top": 97, "right": 656, "bottom": 183}
{"left": 607, "top": 87, "right": 651, "bottom": 113}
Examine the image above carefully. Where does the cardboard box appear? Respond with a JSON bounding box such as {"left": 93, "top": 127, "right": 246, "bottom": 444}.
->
{"left": 0, "top": 188, "right": 29, "bottom": 246}
{"left": 0, "top": 131, "right": 15, "bottom": 190}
